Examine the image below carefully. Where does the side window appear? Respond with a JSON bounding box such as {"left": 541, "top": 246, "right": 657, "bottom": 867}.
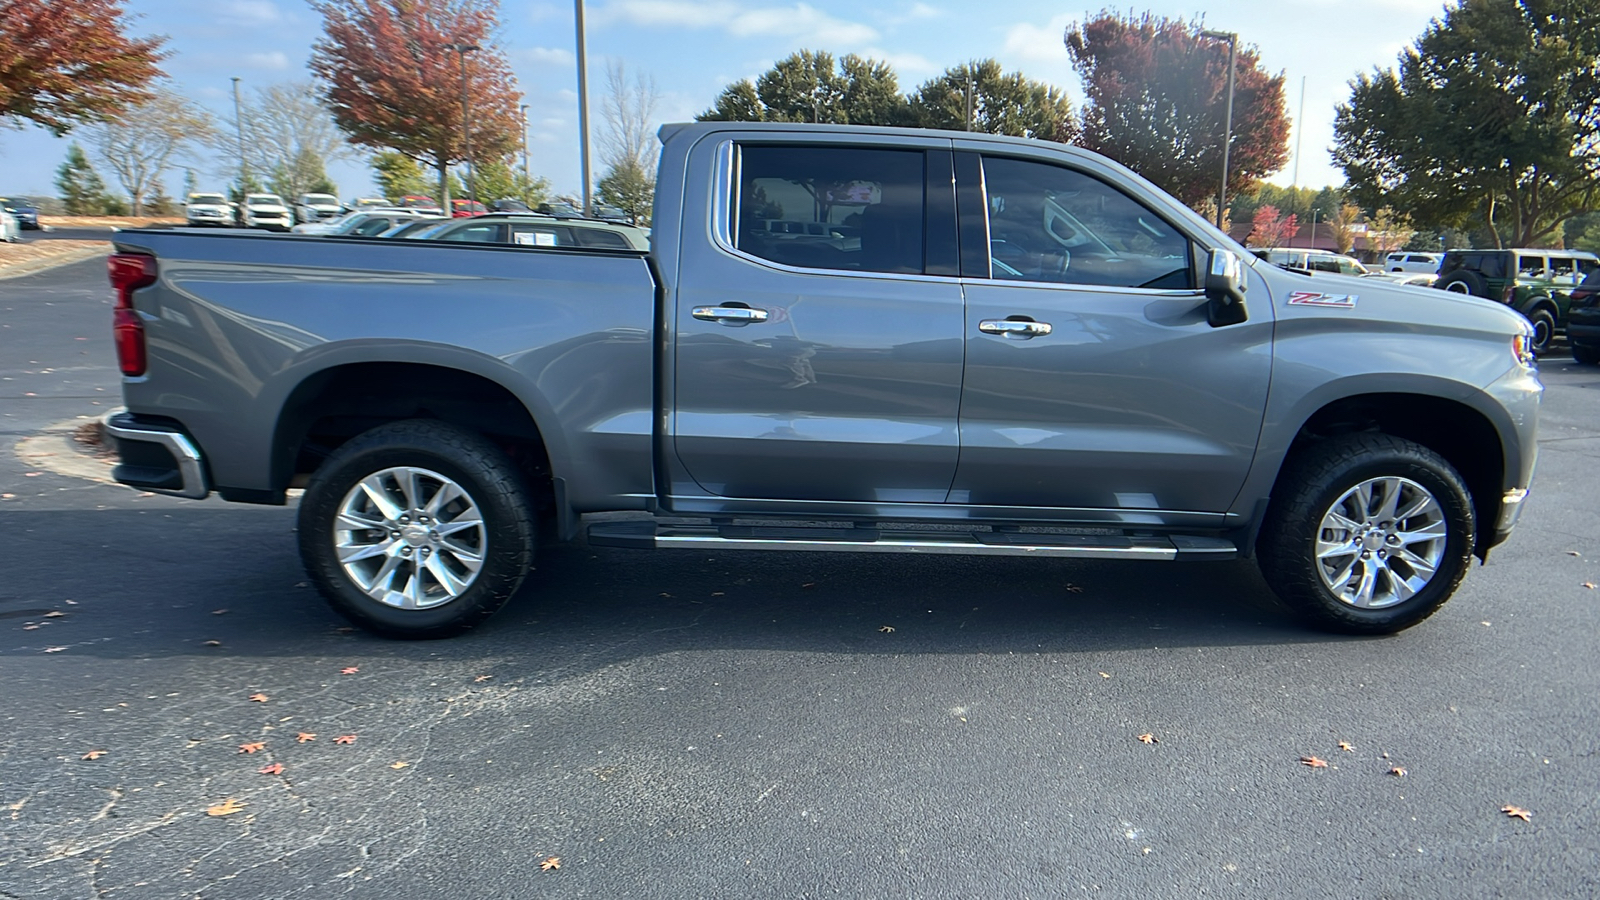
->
{"left": 1518, "top": 255, "right": 1546, "bottom": 278}
{"left": 1550, "top": 256, "right": 1577, "bottom": 284}
{"left": 734, "top": 145, "right": 925, "bottom": 275}
{"left": 352, "top": 218, "right": 393, "bottom": 236}
{"left": 574, "top": 228, "right": 631, "bottom": 250}
{"left": 441, "top": 223, "right": 502, "bottom": 243}
{"left": 980, "top": 156, "right": 1193, "bottom": 289}
{"left": 510, "top": 224, "right": 572, "bottom": 247}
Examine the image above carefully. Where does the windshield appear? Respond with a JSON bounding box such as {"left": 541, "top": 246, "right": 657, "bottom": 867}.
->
{"left": 303, "top": 194, "right": 338, "bottom": 205}
{"left": 247, "top": 195, "right": 284, "bottom": 206}
{"left": 189, "top": 194, "right": 227, "bottom": 204}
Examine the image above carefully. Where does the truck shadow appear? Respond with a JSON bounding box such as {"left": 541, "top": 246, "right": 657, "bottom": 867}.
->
{"left": 2, "top": 507, "right": 1359, "bottom": 667}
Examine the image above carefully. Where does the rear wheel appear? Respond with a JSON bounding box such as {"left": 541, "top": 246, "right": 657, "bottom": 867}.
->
{"left": 1258, "top": 434, "right": 1475, "bottom": 635}
{"left": 1438, "top": 271, "right": 1487, "bottom": 296}
{"left": 297, "top": 419, "right": 537, "bottom": 638}
{"left": 1523, "top": 307, "right": 1557, "bottom": 356}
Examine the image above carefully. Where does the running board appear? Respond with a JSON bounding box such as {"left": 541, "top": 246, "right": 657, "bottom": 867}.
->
{"left": 587, "top": 521, "right": 1236, "bottom": 561}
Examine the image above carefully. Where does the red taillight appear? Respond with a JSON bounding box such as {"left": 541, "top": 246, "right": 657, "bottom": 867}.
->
{"left": 108, "top": 253, "right": 156, "bottom": 376}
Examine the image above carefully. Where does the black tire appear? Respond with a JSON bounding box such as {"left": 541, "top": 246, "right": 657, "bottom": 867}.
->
{"left": 1572, "top": 342, "right": 1600, "bottom": 366}
{"left": 1523, "top": 306, "right": 1557, "bottom": 356}
{"left": 1257, "top": 433, "right": 1475, "bottom": 635}
{"left": 1437, "top": 270, "right": 1487, "bottom": 297}
{"left": 297, "top": 419, "right": 537, "bottom": 639}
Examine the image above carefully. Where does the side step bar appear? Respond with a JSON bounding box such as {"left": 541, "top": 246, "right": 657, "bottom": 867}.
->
{"left": 587, "top": 521, "right": 1237, "bottom": 561}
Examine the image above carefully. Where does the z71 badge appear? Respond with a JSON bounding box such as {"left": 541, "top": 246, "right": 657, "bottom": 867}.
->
{"left": 1286, "top": 291, "right": 1358, "bottom": 309}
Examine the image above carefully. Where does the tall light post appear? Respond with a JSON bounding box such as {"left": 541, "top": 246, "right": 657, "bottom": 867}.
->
{"left": 520, "top": 103, "right": 531, "bottom": 200}
{"left": 230, "top": 77, "right": 247, "bottom": 198}
{"left": 1200, "top": 29, "right": 1237, "bottom": 230}
{"left": 574, "top": 0, "right": 593, "bottom": 216}
{"left": 450, "top": 42, "right": 481, "bottom": 207}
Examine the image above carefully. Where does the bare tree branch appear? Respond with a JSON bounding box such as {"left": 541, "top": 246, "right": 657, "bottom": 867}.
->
{"left": 85, "top": 87, "right": 212, "bottom": 215}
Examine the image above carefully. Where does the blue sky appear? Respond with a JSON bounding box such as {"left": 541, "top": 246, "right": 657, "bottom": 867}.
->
{"left": 1, "top": 0, "right": 1452, "bottom": 201}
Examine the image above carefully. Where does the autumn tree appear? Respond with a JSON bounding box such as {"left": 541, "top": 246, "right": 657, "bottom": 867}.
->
{"left": 1245, "top": 205, "right": 1297, "bottom": 247}
{"left": 1064, "top": 11, "right": 1289, "bottom": 207}
{"left": 55, "top": 143, "right": 111, "bottom": 214}
{"left": 597, "top": 62, "right": 659, "bottom": 224}
{"left": 84, "top": 88, "right": 212, "bottom": 216}
{"left": 1334, "top": 0, "right": 1600, "bottom": 248}
{"left": 909, "top": 59, "right": 1076, "bottom": 141}
{"left": 1365, "top": 207, "right": 1414, "bottom": 258}
{"left": 699, "top": 50, "right": 910, "bottom": 125}
{"left": 0, "top": 0, "right": 166, "bottom": 134}
{"left": 310, "top": 0, "right": 522, "bottom": 205}
{"left": 1328, "top": 202, "right": 1363, "bottom": 254}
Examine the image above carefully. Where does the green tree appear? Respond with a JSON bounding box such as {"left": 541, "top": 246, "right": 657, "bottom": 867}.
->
{"left": 1333, "top": 0, "right": 1600, "bottom": 248}
{"left": 55, "top": 142, "right": 109, "bottom": 214}
{"left": 699, "top": 50, "right": 909, "bottom": 125}
{"left": 909, "top": 59, "right": 1075, "bottom": 141}
{"left": 597, "top": 158, "right": 653, "bottom": 225}
{"left": 1064, "top": 12, "right": 1288, "bottom": 207}
{"left": 472, "top": 156, "right": 549, "bottom": 207}
{"left": 269, "top": 148, "right": 336, "bottom": 200}
{"left": 371, "top": 151, "right": 433, "bottom": 201}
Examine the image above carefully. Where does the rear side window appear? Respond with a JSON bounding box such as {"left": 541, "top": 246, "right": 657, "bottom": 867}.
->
{"left": 574, "top": 228, "right": 631, "bottom": 250}
{"left": 980, "top": 156, "right": 1193, "bottom": 289}
{"left": 1518, "top": 255, "right": 1547, "bottom": 278}
{"left": 441, "top": 223, "right": 502, "bottom": 243}
{"left": 734, "top": 145, "right": 926, "bottom": 275}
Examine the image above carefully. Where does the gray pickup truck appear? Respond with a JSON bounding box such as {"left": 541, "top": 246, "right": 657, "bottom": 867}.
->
{"left": 103, "top": 122, "right": 1542, "bottom": 639}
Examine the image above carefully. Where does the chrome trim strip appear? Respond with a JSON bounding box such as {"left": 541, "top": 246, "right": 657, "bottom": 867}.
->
{"left": 653, "top": 533, "right": 1179, "bottom": 560}
{"left": 102, "top": 408, "right": 210, "bottom": 500}
{"left": 1497, "top": 487, "right": 1529, "bottom": 531}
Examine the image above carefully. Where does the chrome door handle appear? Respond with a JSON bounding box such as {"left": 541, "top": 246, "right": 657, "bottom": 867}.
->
{"left": 979, "top": 318, "right": 1052, "bottom": 337}
{"left": 692, "top": 305, "right": 770, "bottom": 324}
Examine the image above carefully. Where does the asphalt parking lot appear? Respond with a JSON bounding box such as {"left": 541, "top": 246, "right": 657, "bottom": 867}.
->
{"left": 3, "top": 257, "right": 1599, "bottom": 898}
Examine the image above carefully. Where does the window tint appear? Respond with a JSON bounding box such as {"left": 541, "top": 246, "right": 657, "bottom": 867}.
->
{"left": 574, "top": 228, "right": 630, "bottom": 250}
{"left": 509, "top": 224, "right": 572, "bottom": 247}
{"left": 980, "top": 156, "right": 1193, "bottom": 289}
{"left": 441, "top": 223, "right": 501, "bottom": 243}
{"left": 1550, "top": 256, "right": 1577, "bottom": 283}
{"left": 351, "top": 218, "right": 394, "bottom": 236}
{"left": 734, "top": 145, "right": 925, "bottom": 275}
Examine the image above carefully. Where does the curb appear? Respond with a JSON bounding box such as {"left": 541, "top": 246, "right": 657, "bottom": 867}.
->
{"left": 0, "top": 245, "right": 111, "bottom": 282}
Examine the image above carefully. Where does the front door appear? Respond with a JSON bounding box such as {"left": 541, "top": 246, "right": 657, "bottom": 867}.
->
{"left": 949, "top": 151, "right": 1274, "bottom": 518}
{"left": 670, "top": 138, "right": 966, "bottom": 505}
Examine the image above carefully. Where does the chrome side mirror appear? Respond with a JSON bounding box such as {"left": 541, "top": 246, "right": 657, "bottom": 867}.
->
{"left": 1205, "top": 248, "right": 1249, "bottom": 326}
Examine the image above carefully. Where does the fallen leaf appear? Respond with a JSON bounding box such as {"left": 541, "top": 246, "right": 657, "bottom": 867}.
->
{"left": 24, "top": 472, "right": 41, "bottom": 477}
{"left": 541, "top": 857, "right": 561, "bottom": 871}
{"left": 212, "top": 609, "right": 228, "bottom": 615}
{"left": 1063, "top": 583, "right": 1084, "bottom": 593}
{"left": 43, "top": 646, "right": 66, "bottom": 653}
{"left": 474, "top": 675, "right": 493, "bottom": 683}
{"left": 1502, "top": 805, "right": 1532, "bottom": 821}
{"left": 1301, "top": 756, "right": 1328, "bottom": 768}
{"left": 44, "top": 611, "right": 65, "bottom": 618}
{"left": 1583, "top": 582, "right": 1596, "bottom": 590}
{"left": 340, "top": 666, "right": 359, "bottom": 675}
{"left": 711, "top": 591, "right": 724, "bottom": 596}
{"left": 1137, "top": 733, "right": 1158, "bottom": 744}
{"left": 81, "top": 750, "right": 107, "bottom": 760}
{"left": 878, "top": 625, "right": 895, "bottom": 633}
{"left": 238, "top": 742, "right": 265, "bottom": 754}
{"left": 259, "top": 762, "right": 284, "bottom": 775}
{"left": 334, "top": 734, "right": 357, "bottom": 744}
{"left": 296, "top": 732, "right": 315, "bottom": 743}
{"left": 1338, "top": 741, "right": 1354, "bottom": 752}
{"left": 23, "top": 624, "right": 38, "bottom": 630}
{"left": 389, "top": 761, "right": 409, "bottom": 769}
{"left": 802, "top": 582, "right": 815, "bottom": 588}
{"left": 1564, "top": 550, "right": 1580, "bottom": 557}
{"left": 206, "top": 798, "right": 246, "bottom": 817}
{"left": 1099, "top": 672, "right": 1111, "bottom": 678}
{"left": 1389, "top": 766, "right": 1407, "bottom": 777}
{"left": 203, "top": 640, "right": 222, "bottom": 646}
{"left": 248, "top": 693, "right": 269, "bottom": 702}
{"left": 0, "top": 494, "right": 14, "bottom": 500}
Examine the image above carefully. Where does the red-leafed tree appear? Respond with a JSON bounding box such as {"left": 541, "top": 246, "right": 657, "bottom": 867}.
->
{"left": 1246, "top": 205, "right": 1297, "bottom": 248}
{"left": 1064, "top": 11, "right": 1289, "bottom": 207}
{"left": 309, "top": 0, "right": 522, "bottom": 203}
{"left": 0, "top": 0, "right": 166, "bottom": 135}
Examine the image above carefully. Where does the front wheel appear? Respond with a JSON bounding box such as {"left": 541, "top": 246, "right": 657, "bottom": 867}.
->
{"left": 1258, "top": 434, "right": 1475, "bottom": 635}
{"left": 1524, "top": 307, "right": 1556, "bottom": 356}
{"left": 297, "top": 420, "right": 537, "bottom": 638}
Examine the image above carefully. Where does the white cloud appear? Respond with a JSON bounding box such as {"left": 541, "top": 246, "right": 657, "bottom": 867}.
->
{"left": 859, "top": 47, "right": 938, "bottom": 78}
{"left": 593, "top": 0, "right": 877, "bottom": 45}
{"left": 516, "top": 46, "right": 576, "bottom": 66}
{"left": 219, "top": 0, "right": 282, "bottom": 26}
{"left": 242, "top": 51, "right": 290, "bottom": 70}
{"left": 1001, "top": 13, "right": 1073, "bottom": 67}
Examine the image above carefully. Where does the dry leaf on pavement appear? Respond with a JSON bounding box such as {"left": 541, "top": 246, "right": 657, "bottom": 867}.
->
{"left": 259, "top": 762, "right": 284, "bottom": 775}
{"left": 390, "top": 761, "right": 409, "bottom": 769}
{"left": 1338, "top": 741, "right": 1354, "bottom": 752}
{"left": 43, "top": 647, "right": 66, "bottom": 653}
{"left": 878, "top": 625, "right": 895, "bottom": 633}
{"left": 1502, "top": 805, "right": 1532, "bottom": 821}
{"left": 1300, "top": 756, "right": 1328, "bottom": 768}
{"left": 238, "top": 742, "right": 266, "bottom": 754}
{"left": 1137, "top": 733, "right": 1158, "bottom": 744}
{"left": 44, "top": 611, "right": 65, "bottom": 618}
{"left": 248, "top": 693, "right": 269, "bottom": 702}
{"left": 206, "top": 798, "right": 246, "bottom": 817}
{"left": 1389, "top": 766, "right": 1407, "bottom": 777}
{"left": 334, "top": 734, "right": 357, "bottom": 744}
{"left": 296, "top": 732, "right": 316, "bottom": 743}
{"left": 81, "top": 750, "right": 107, "bottom": 760}
{"left": 541, "top": 857, "right": 561, "bottom": 871}
{"left": 1583, "top": 582, "right": 1596, "bottom": 590}
{"left": 341, "top": 666, "right": 359, "bottom": 675}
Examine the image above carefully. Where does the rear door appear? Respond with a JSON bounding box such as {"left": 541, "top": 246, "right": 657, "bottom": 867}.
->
{"left": 669, "top": 134, "right": 966, "bottom": 506}
{"left": 948, "top": 148, "right": 1273, "bottom": 520}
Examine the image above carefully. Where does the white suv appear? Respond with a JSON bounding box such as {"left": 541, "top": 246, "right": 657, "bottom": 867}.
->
{"left": 1385, "top": 251, "right": 1443, "bottom": 274}
{"left": 185, "top": 193, "right": 235, "bottom": 227}
{"left": 240, "top": 193, "right": 292, "bottom": 231}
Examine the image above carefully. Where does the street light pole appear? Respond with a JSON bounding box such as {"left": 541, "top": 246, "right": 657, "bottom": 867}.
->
{"left": 1200, "top": 29, "right": 1237, "bottom": 231}
{"left": 450, "top": 43, "right": 481, "bottom": 209}
{"left": 520, "top": 103, "right": 531, "bottom": 200}
{"left": 230, "top": 77, "right": 247, "bottom": 198}
{"left": 574, "top": 0, "right": 593, "bottom": 216}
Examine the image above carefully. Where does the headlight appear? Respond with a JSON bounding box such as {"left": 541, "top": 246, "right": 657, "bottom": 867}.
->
{"left": 1512, "top": 333, "right": 1536, "bottom": 367}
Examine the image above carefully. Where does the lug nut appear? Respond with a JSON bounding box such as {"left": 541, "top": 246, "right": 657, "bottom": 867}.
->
{"left": 401, "top": 547, "right": 412, "bottom": 556}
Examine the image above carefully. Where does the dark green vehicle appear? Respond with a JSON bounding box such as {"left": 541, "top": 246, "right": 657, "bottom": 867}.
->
{"left": 1435, "top": 248, "right": 1600, "bottom": 354}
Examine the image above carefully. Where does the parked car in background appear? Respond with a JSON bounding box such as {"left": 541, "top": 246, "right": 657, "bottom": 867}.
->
{"left": 1257, "top": 248, "right": 1370, "bottom": 276}
{"left": 325, "top": 210, "right": 443, "bottom": 237}
{"left": 449, "top": 199, "right": 488, "bottom": 217}
{"left": 1435, "top": 248, "right": 1600, "bottom": 354}
{"left": 184, "top": 193, "right": 235, "bottom": 227}
{"left": 1363, "top": 271, "right": 1437, "bottom": 288}
{"left": 350, "top": 197, "right": 391, "bottom": 211}
{"left": 401, "top": 213, "right": 649, "bottom": 250}
{"left": 399, "top": 195, "right": 438, "bottom": 209}
{"left": 0, "top": 207, "right": 19, "bottom": 242}
{"left": 239, "top": 193, "right": 293, "bottom": 231}
{"left": 1384, "top": 251, "right": 1442, "bottom": 274}
{"left": 375, "top": 219, "right": 448, "bottom": 239}
{"left": 1566, "top": 267, "right": 1600, "bottom": 365}
{"left": 295, "top": 193, "right": 344, "bottom": 225}
{"left": 490, "top": 198, "right": 531, "bottom": 212}
{"left": 0, "top": 197, "right": 41, "bottom": 229}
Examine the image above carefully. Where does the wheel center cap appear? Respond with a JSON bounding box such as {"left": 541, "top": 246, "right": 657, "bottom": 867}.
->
{"left": 401, "top": 524, "right": 432, "bottom": 547}
{"left": 1361, "top": 531, "right": 1386, "bottom": 551}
